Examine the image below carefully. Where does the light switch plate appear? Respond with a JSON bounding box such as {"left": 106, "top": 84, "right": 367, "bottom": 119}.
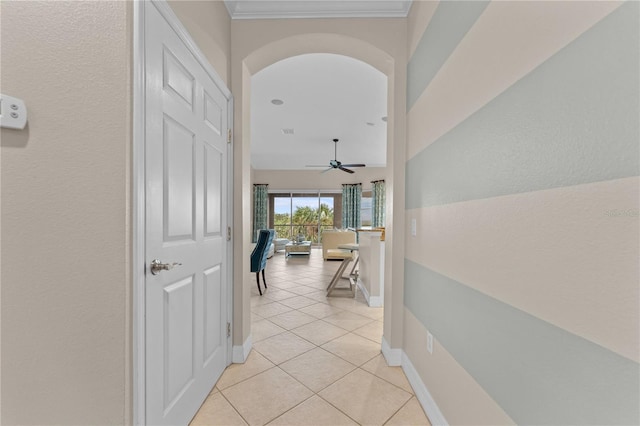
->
{"left": 0, "top": 94, "right": 28, "bottom": 130}
{"left": 411, "top": 218, "right": 417, "bottom": 237}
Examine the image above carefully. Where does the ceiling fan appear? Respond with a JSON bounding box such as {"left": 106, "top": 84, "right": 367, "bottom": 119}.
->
{"left": 306, "top": 138, "right": 366, "bottom": 174}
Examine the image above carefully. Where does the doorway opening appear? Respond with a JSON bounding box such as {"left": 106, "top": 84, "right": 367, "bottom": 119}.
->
{"left": 243, "top": 49, "right": 393, "bottom": 358}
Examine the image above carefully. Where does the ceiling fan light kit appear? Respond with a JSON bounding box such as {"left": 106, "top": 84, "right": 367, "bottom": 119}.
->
{"left": 306, "top": 138, "right": 367, "bottom": 174}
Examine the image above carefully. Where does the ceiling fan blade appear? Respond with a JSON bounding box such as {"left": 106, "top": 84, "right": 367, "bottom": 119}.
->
{"left": 340, "top": 163, "right": 366, "bottom": 168}
{"left": 339, "top": 166, "right": 355, "bottom": 174}
{"left": 321, "top": 167, "right": 333, "bottom": 174}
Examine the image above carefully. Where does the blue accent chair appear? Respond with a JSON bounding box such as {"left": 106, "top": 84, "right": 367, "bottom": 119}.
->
{"left": 251, "top": 229, "right": 275, "bottom": 295}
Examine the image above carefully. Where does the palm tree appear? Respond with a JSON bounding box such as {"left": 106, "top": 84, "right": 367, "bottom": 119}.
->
{"left": 292, "top": 206, "right": 318, "bottom": 241}
{"left": 274, "top": 201, "right": 335, "bottom": 243}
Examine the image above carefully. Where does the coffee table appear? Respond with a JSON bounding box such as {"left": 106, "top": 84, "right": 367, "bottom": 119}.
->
{"left": 285, "top": 241, "right": 311, "bottom": 257}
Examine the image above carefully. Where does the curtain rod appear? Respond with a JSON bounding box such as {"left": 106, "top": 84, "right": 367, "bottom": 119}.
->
{"left": 342, "top": 183, "right": 362, "bottom": 186}
{"left": 267, "top": 189, "right": 341, "bottom": 194}
{"left": 371, "top": 179, "right": 385, "bottom": 183}
{"left": 253, "top": 183, "right": 269, "bottom": 186}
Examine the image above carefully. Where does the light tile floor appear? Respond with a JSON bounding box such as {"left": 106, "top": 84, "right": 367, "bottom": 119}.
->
{"left": 191, "top": 249, "right": 431, "bottom": 426}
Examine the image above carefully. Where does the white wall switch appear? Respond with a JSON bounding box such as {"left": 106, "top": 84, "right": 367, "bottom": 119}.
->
{"left": 411, "top": 218, "right": 417, "bottom": 237}
{"left": 0, "top": 94, "right": 28, "bottom": 130}
{"left": 427, "top": 331, "right": 434, "bottom": 354}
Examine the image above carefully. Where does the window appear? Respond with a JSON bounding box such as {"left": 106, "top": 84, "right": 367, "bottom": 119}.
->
{"left": 361, "top": 191, "right": 372, "bottom": 228}
{"left": 270, "top": 192, "right": 339, "bottom": 244}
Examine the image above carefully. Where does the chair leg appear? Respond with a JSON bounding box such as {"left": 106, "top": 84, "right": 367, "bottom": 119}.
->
{"left": 262, "top": 269, "right": 267, "bottom": 290}
{"left": 256, "top": 272, "right": 262, "bottom": 296}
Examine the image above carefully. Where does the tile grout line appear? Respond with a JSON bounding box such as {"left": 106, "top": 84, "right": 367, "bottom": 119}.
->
{"left": 267, "top": 353, "right": 363, "bottom": 425}
{"left": 314, "top": 392, "right": 365, "bottom": 425}
{"left": 201, "top": 250, "right": 409, "bottom": 425}
{"left": 381, "top": 393, "right": 420, "bottom": 426}
{"left": 218, "top": 387, "right": 252, "bottom": 426}
{"left": 355, "top": 363, "right": 416, "bottom": 396}
{"left": 216, "top": 364, "right": 278, "bottom": 393}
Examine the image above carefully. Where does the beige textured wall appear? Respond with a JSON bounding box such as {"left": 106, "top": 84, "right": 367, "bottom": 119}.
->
{"left": 231, "top": 18, "right": 407, "bottom": 352}
{"left": 168, "top": 0, "right": 231, "bottom": 87}
{"left": 0, "top": 1, "right": 132, "bottom": 424}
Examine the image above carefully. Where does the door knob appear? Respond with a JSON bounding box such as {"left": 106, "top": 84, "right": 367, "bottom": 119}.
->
{"left": 150, "top": 259, "right": 182, "bottom": 275}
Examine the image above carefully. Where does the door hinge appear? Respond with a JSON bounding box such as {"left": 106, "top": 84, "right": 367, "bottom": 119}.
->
{"left": 227, "top": 226, "right": 231, "bottom": 241}
{"left": 227, "top": 129, "right": 232, "bottom": 144}
{"left": 226, "top": 322, "right": 231, "bottom": 338}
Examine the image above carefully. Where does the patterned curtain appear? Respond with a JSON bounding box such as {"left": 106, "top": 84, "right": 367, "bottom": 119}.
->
{"left": 253, "top": 184, "right": 268, "bottom": 243}
{"left": 371, "top": 180, "right": 386, "bottom": 227}
{"left": 341, "top": 183, "right": 362, "bottom": 229}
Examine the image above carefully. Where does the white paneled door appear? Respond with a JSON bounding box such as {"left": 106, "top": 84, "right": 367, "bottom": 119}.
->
{"left": 144, "top": 3, "right": 230, "bottom": 425}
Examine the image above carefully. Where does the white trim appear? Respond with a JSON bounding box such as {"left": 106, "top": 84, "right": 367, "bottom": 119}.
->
{"left": 381, "top": 336, "right": 402, "bottom": 366}
{"left": 267, "top": 189, "right": 342, "bottom": 194}
{"left": 402, "top": 351, "right": 448, "bottom": 426}
{"left": 368, "top": 295, "right": 384, "bottom": 308}
{"left": 356, "top": 279, "right": 370, "bottom": 303}
{"left": 132, "top": 2, "right": 146, "bottom": 424}
{"left": 232, "top": 335, "right": 252, "bottom": 363}
{"left": 224, "top": 0, "right": 413, "bottom": 20}
{"left": 223, "top": 0, "right": 235, "bottom": 19}
{"left": 133, "top": 2, "right": 234, "bottom": 424}
{"left": 356, "top": 279, "right": 383, "bottom": 308}
{"left": 226, "top": 96, "right": 235, "bottom": 366}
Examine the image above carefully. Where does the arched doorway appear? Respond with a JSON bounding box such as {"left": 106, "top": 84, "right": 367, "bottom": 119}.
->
{"left": 231, "top": 29, "right": 407, "bottom": 366}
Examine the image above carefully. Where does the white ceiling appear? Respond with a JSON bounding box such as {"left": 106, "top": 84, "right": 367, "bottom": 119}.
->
{"left": 250, "top": 53, "right": 388, "bottom": 170}
{"left": 224, "top": 0, "right": 412, "bottom": 20}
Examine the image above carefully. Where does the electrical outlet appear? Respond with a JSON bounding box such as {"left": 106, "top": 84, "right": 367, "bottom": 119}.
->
{"left": 0, "top": 94, "right": 28, "bottom": 130}
{"left": 427, "top": 332, "right": 433, "bottom": 354}
{"left": 411, "top": 218, "right": 417, "bottom": 237}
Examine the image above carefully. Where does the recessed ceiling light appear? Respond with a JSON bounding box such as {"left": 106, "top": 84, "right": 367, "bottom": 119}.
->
{"left": 366, "top": 122, "right": 375, "bottom": 126}
{"left": 381, "top": 116, "right": 388, "bottom": 122}
{"left": 271, "top": 99, "right": 284, "bottom": 105}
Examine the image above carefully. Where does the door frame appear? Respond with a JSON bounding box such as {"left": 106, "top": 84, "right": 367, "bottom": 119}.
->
{"left": 133, "top": 1, "right": 234, "bottom": 424}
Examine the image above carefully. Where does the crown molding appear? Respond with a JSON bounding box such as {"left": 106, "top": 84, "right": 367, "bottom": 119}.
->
{"left": 224, "top": 1, "right": 413, "bottom": 20}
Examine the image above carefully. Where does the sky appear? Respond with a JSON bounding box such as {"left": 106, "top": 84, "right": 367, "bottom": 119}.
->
{"left": 274, "top": 196, "right": 335, "bottom": 215}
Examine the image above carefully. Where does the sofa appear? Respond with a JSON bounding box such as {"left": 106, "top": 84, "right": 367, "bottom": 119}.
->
{"left": 273, "top": 237, "right": 290, "bottom": 252}
{"left": 321, "top": 229, "right": 357, "bottom": 260}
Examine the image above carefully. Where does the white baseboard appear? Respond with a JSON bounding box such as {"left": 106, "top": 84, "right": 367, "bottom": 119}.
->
{"left": 368, "top": 295, "right": 383, "bottom": 307}
{"left": 356, "top": 279, "right": 370, "bottom": 303}
{"left": 402, "top": 351, "right": 448, "bottom": 426}
{"left": 381, "top": 337, "right": 402, "bottom": 366}
{"left": 356, "top": 280, "right": 383, "bottom": 307}
{"left": 232, "top": 334, "right": 252, "bottom": 363}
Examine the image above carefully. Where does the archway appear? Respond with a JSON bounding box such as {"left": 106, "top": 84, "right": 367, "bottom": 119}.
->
{"left": 232, "top": 30, "right": 406, "bottom": 366}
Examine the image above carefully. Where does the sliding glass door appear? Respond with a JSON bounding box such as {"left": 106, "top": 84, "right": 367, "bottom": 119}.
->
{"left": 270, "top": 192, "right": 339, "bottom": 244}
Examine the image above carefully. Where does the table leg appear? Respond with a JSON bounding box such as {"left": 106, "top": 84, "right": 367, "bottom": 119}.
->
{"left": 327, "top": 257, "right": 355, "bottom": 297}
{"left": 349, "top": 255, "right": 359, "bottom": 277}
